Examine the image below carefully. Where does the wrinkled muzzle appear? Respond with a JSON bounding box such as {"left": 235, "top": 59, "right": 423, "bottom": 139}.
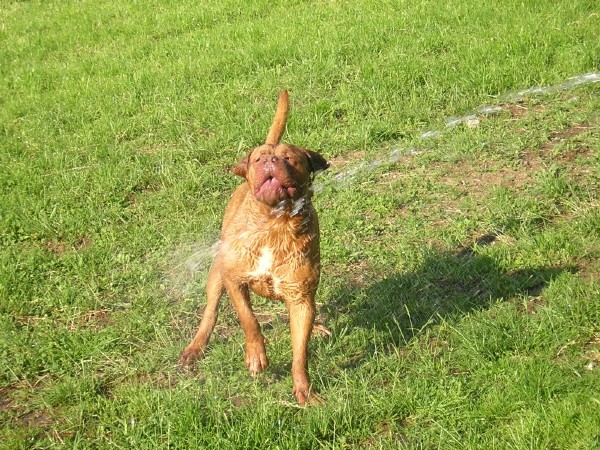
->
{"left": 252, "top": 156, "right": 302, "bottom": 206}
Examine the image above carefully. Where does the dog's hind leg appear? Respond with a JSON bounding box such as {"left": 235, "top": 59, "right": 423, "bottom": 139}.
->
{"left": 179, "top": 263, "right": 224, "bottom": 366}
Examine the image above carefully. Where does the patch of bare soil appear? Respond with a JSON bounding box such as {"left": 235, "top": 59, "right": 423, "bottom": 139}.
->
{"left": 504, "top": 103, "right": 533, "bottom": 120}
{"left": 229, "top": 395, "right": 252, "bottom": 407}
{"left": 435, "top": 120, "right": 596, "bottom": 210}
{"left": 516, "top": 296, "right": 549, "bottom": 315}
{"left": 1, "top": 378, "right": 61, "bottom": 434}
{"left": 0, "top": 387, "right": 15, "bottom": 414}
{"left": 68, "top": 309, "right": 113, "bottom": 331}
{"left": 44, "top": 241, "right": 67, "bottom": 256}
{"left": 12, "top": 308, "right": 113, "bottom": 333}
{"left": 135, "top": 371, "right": 179, "bottom": 389}
{"left": 438, "top": 161, "right": 531, "bottom": 195}
{"left": 524, "top": 122, "right": 593, "bottom": 171}
{"left": 360, "top": 419, "right": 412, "bottom": 448}
{"left": 584, "top": 334, "right": 600, "bottom": 371}
{"left": 327, "top": 150, "right": 366, "bottom": 168}
{"left": 44, "top": 236, "right": 93, "bottom": 256}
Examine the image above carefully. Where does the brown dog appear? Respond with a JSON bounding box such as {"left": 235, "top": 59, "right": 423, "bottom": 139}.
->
{"left": 179, "top": 91, "right": 329, "bottom": 405}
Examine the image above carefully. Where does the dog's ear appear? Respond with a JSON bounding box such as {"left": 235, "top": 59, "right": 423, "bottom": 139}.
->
{"left": 303, "top": 149, "right": 330, "bottom": 174}
{"left": 231, "top": 155, "right": 249, "bottom": 178}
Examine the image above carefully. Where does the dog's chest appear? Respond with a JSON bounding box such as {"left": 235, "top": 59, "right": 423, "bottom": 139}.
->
{"left": 249, "top": 248, "right": 275, "bottom": 278}
{"left": 246, "top": 247, "right": 292, "bottom": 300}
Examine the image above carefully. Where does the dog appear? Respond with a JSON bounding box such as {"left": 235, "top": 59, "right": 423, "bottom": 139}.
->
{"left": 179, "top": 91, "right": 329, "bottom": 405}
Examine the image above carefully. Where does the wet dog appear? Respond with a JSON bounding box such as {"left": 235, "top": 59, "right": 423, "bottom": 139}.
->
{"left": 179, "top": 91, "right": 329, "bottom": 404}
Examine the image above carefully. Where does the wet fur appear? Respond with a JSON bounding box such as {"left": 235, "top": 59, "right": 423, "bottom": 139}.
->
{"left": 179, "top": 91, "right": 329, "bottom": 405}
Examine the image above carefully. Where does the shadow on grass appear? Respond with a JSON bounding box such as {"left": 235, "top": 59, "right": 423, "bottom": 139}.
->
{"left": 323, "top": 234, "right": 576, "bottom": 349}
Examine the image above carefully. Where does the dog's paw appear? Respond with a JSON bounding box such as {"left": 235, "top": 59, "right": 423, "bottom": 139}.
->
{"left": 312, "top": 323, "right": 331, "bottom": 338}
{"left": 178, "top": 345, "right": 203, "bottom": 367}
{"left": 245, "top": 343, "right": 269, "bottom": 376}
{"left": 293, "top": 384, "right": 324, "bottom": 406}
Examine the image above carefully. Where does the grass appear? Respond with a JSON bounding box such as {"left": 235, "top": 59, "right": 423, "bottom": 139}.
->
{"left": 1, "top": 0, "right": 599, "bottom": 447}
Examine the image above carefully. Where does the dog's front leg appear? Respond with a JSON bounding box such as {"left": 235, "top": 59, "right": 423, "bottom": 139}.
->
{"left": 287, "top": 298, "right": 323, "bottom": 405}
{"left": 179, "top": 263, "right": 224, "bottom": 366}
{"left": 224, "top": 279, "right": 269, "bottom": 376}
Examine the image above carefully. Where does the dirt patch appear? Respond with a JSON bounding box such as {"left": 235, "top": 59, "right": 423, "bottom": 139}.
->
{"left": 177, "top": 307, "right": 291, "bottom": 342}
{"left": 17, "top": 409, "right": 55, "bottom": 428}
{"left": 504, "top": 103, "right": 532, "bottom": 120}
{"left": 12, "top": 314, "right": 49, "bottom": 327}
{"left": 125, "top": 182, "right": 161, "bottom": 208}
{"left": 583, "top": 333, "right": 600, "bottom": 371}
{"left": 454, "top": 233, "right": 499, "bottom": 259}
{"left": 68, "top": 309, "right": 112, "bottom": 331}
{"left": 327, "top": 150, "right": 366, "bottom": 168}
{"left": 360, "top": 419, "right": 411, "bottom": 448}
{"left": 1, "top": 380, "right": 60, "bottom": 433}
{"left": 12, "top": 308, "right": 112, "bottom": 333}
{"left": 0, "top": 386, "right": 16, "bottom": 413}
{"left": 423, "top": 119, "right": 596, "bottom": 211}
{"left": 74, "top": 236, "right": 93, "bottom": 251}
{"left": 425, "top": 336, "right": 449, "bottom": 358}
{"left": 44, "top": 236, "right": 93, "bottom": 256}
{"left": 253, "top": 310, "right": 288, "bottom": 332}
{"left": 516, "top": 296, "right": 548, "bottom": 315}
{"left": 578, "top": 262, "right": 600, "bottom": 282}
{"left": 135, "top": 371, "right": 179, "bottom": 389}
{"left": 540, "top": 122, "right": 592, "bottom": 151}
{"left": 437, "top": 161, "right": 531, "bottom": 196}
{"left": 230, "top": 395, "right": 252, "bottom": 408}
{"left": 44, "top": 241, "right": 66, "bottom": 256}
{"left": 345, "top": 259, "right": 372, "bottom": 287}
{"left": 523, "top": 121, "right": 595, "bottom": 171}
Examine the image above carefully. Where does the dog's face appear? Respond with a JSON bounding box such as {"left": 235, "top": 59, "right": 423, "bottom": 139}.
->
{"left": 232, "top": 144, "right": 329, "bottom": 207}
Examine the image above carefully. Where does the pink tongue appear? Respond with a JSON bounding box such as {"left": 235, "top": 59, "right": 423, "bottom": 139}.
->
{"left": 260, "top": 177, "right": 282, "bottom": 193}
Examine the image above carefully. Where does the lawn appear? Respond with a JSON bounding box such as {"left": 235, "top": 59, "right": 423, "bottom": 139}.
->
{"left": 1, "top": 0, "right": 599, "bottom": 448}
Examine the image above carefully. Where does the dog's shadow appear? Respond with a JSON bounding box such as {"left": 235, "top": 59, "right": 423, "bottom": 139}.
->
{"left": 321, "top": 234, "right": 576, "bottom": 362}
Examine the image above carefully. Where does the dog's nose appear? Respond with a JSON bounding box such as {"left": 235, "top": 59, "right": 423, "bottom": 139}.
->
{"left": 261, "top": 155, "right": 279, "bottom": 164}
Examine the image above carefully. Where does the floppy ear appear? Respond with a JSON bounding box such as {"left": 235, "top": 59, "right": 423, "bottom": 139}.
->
{"left": 303, "top": 149, "right": 330, "bottom": 173}
{"left": 231, "top": 155, "right": 249, "bottom": 178}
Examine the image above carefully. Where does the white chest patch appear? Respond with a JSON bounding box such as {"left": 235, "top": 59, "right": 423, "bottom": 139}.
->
{"left": 249, "top": 248, "right": 274, "bottom": 277}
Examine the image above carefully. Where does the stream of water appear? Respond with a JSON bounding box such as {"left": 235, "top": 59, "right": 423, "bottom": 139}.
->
{"left": 167, "top": 71, "right": 600, "bottom": 297}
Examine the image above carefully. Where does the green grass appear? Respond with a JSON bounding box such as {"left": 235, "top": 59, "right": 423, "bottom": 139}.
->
{"left": 1, "top": 0, "right": 599, "bottom": 448}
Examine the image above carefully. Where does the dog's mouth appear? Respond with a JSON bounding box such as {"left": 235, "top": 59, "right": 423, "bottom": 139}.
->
{"left": 254, "top": 175, "right": 297, "bottom": 205}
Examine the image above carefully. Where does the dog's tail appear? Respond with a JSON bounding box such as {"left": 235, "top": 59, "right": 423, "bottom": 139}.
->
{"left": 265, "top": 90, "right": 289, "bottom": 145}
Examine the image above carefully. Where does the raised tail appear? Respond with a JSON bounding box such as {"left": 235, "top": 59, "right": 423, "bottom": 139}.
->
{"left": 265, "top": 90, "right": 289, "bottom": 145}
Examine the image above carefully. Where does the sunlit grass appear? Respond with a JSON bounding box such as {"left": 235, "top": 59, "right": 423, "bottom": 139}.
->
{"left": 1, "top": 0, "right": 599, "bottom": 447}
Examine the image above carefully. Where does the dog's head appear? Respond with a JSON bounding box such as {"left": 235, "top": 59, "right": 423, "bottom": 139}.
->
{"left": 232, "top": 144, "right": 329, "bottom": 207}
{"left": 231, "top": 91, "right": 329, "bottom": 207}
